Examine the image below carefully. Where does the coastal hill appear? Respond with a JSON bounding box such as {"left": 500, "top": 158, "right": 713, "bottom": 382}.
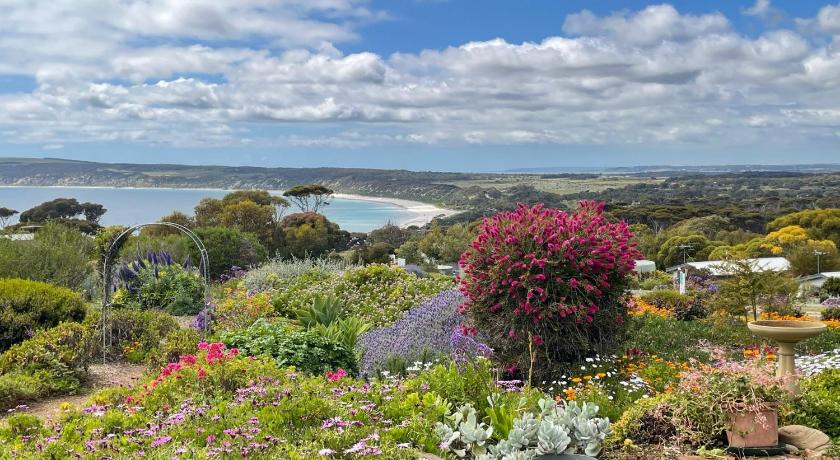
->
{"left": 3, "top": 158, "right": 840, "bottom": 228}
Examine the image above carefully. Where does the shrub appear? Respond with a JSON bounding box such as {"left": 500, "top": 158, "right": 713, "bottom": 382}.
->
{"left": 221, "top": 319, "right": 358, "bottom": 374}
{"left": 821, "top": 277, "right": 840, "bottom": 299}
{"left": 792, "top": 369, "right": 840, "bottom": 440}
{"left": 84, "top": 308, "right": 180, "bottom": 363}
{"left": 822, "top": 305, "right": 840, "bottom": 321}
{"left": 459, "top": 202, "right": 640, "bottom": 378}
{"left": 0, "top": 322, "right": 94, "bottom": 409}
{"left": 334, "top": 264, "right": 454, "bottom": 327}
{"left": 358, "top": 289, "right": 466, "bottom": 376}
{"left": 624, "top": 314, "right": 756, "bottom": 363}
{"left": 270, "top": 264, "right": 453, "bottom": 327}
{"left": 638, "top": 270, "right": 673, "bottom": 290}
{"left": 191, "top": 226, "right": 268, "bottom": 279}
{"left": 0, "top": 222, "right": 95, "bottom": 291}
{"left": 243, "top": 257, "right": 349, "bottom": 292}
{"left": 212, "top": 287, "right": 274, "bottom": 332}
{"left": 0, "top": 278, "right": 86, "bottom": 351}
{"left": 640, "top": 290, "right": 691, "bottom": 310}
{"left": 114, "top": 251, "right": 205, "bottom": 315}
{"left": 145, "top": 328, "right": 201, "bottom": 371}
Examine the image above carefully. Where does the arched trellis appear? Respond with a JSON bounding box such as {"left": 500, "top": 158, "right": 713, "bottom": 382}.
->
{"left": 101, "top": 222, "right": 212, "bottom": 362}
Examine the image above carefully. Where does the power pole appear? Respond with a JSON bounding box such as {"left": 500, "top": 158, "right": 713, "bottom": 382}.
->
{"left": 814, "top": 250, "right": 826, "bottom": 274}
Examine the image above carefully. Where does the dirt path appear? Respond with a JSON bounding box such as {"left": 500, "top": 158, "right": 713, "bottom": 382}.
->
{"left": 21, "top": 362, "right": 147, "bottom": 422}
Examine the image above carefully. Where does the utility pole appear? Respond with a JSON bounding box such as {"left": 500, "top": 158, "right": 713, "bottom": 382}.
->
{"left": 677, "top": 244, "right": 695, "bottom": 265}
{"left": 814, "top": 250, "right": 826, "bottom": 274}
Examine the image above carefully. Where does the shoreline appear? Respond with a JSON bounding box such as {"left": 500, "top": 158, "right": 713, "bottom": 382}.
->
{"left": 0, "top": 185, "right": 460, "bottom": 229}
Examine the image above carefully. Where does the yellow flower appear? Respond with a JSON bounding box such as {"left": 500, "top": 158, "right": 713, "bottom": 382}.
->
{"left": 571, "top": 377, "right": 582, "bottom": 384}
{"left": 583, "top": 375, "right": 593, "bottom": 381}
{"left": 596, "top": 372, "right": 606, "bottom": 379}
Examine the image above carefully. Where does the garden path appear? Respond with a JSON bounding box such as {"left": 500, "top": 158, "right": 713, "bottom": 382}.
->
{"left": 22, "top": 362, "right": 146, "bottom": 422}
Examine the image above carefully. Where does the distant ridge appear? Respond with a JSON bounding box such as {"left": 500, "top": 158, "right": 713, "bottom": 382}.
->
{"left": 507, "top": 163, "right": 840, "bottom": 174}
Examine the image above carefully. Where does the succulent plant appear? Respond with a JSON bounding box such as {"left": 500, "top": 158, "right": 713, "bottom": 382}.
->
{"left": 437, "top": 396, "right": 611, "bottom": 459}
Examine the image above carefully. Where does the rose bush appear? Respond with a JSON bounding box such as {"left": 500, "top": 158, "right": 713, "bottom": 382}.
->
{"left": 458, "top": 202, "right": 640, "bottom": 379}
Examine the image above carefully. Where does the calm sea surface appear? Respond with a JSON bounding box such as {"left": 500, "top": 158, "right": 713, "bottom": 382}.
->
{"left": 0, "top": 187, "right": 414, "bottom": 232}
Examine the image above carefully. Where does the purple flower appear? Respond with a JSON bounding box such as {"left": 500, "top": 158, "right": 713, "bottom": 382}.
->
{"left": 152, "top": 436, "right": 172, "bottom": 447}
{"left": 357, "top": 290, "right": 466, "bottom": 376}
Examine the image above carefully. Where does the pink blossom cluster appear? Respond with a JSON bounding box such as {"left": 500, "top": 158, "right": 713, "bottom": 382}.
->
{"left": 326, "top": 368, "right": 348, "bottom": 382}
{"left": 459, "top": 202, "right": 640, "bottom": 333}
{"left": 142, "top": 342, "right": 240, "bottom": 394}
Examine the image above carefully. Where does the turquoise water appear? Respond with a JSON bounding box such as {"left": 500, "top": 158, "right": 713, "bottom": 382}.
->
{"left": 0, "top": 187, "right": 414, "bottom": 232}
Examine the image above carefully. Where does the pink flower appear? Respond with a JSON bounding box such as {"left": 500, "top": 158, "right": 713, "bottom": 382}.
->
{"left": 326, "top": 369, "right": 348, "bottom": 382}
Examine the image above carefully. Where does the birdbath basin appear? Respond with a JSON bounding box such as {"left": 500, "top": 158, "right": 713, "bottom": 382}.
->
{"left": 748, "top": 320, "right": 827, "bottom": 394}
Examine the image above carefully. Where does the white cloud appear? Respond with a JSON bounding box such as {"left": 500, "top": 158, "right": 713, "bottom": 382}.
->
{"left": 0, "top": 2, "right": 839, "bottom": 151}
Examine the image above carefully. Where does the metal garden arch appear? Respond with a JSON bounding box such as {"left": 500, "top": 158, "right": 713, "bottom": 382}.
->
{"left": 101, "top": 222, "right": 211, "bottom": 362}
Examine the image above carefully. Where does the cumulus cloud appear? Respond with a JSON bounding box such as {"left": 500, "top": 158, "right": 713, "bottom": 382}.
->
{"left": 0, "top": 2, "right": 839, "bottom": 151}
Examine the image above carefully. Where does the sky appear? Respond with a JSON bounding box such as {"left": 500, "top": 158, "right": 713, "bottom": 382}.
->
{"left": 0, "top": 0, "right": 839, "bottom": 172}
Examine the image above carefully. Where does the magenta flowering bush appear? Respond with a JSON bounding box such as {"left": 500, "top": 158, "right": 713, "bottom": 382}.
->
{"left": 458, "top": 201, "right": 640, "bottom": 377}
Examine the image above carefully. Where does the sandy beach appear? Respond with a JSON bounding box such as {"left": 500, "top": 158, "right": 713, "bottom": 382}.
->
{"left": 331, "top": 193, "right": 461, "bottom": 227}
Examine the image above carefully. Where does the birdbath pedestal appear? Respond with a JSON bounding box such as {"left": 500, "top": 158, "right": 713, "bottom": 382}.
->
{"left": 747, "top": 320, "right": 827, "bottom": 394}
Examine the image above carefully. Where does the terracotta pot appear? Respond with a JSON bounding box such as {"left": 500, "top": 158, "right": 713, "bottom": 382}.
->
{"left": 726, "top": 406, "right": 779, "bottom": 448}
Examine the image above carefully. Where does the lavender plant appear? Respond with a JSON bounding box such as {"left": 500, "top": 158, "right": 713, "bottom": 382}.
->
{"left": 358, "top": 289, "right": 471, "bottom": 376}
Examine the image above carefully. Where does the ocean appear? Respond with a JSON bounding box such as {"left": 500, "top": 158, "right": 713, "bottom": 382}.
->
{"left": 0, "top": 186, "right": 418, "bottom": 233}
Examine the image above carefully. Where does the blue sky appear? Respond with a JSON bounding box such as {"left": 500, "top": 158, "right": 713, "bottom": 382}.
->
{"left": 0, "top": 0, "right": 839, "bottom": 172}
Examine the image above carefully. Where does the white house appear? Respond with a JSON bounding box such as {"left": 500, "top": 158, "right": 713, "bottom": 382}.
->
{"left": 665, "top": 257, "right": 791, "bottom": 277}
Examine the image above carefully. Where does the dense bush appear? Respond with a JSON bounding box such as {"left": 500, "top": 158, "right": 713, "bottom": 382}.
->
{"left": 270, "top": 264, "right": 453, "bottom": 327}
{"left": 84, "top": 308, "right": 180, "bottom": 363}
{"left": 114, "top": 251, "right": 205, "bottom": 315}
{"left": 192, "top": 226, "right": 268, "bottom": 279}
{"left": 212, "top": 287, "right": 274, "bottom": 332}
{"left": 221, "top": 319, "right": 358, "bottom": 375}
{"left": 459, "top": 202, "right": 640, "bottom": 378}
{"left": 0, "top": 222, "right": 95, "bottom": 291}
{"left": 0, "top": 278, "right": 86, "bottom": 351}
{"left": 0, "top": 322, "right": 94, "bottom": 409}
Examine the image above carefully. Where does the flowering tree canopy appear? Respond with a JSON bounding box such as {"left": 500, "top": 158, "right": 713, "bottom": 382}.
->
{"left": 458, "top": 201, "right": 640, "bottom": 377}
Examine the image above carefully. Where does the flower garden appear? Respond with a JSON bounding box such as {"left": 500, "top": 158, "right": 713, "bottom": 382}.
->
{"left": 0, "top": 202, "right": 839, "bottom": 459}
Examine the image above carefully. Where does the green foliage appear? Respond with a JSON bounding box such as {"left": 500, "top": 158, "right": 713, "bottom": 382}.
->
{"left": 638, "top": 270, "right": 673, "bottom": 290}
{"left": 624, "top": 314, "right": 756, "bottom": 363}
{"left": 0, "top": 322, "right": 94, "bottom": 409}
{"left": 277, "top": 212, "right": 350, "bottom": 259}
{"left": 295, "top": 295, "right": 345, "bottom": 328}
{"left": 415, "top": 221, "right": 477, "bottom": 264}
{"left": 283, "top": 184, "right": 334, "bottom": 213}
{"left": 145, "top": 328, "right": 201, "bottom": 371}
{"left": 656, "top": 234, "right": 719, "bottom": 268}
{"left": 84, "top": 308, "right": 180, "bottom": 363}
{"left": 0, "top": 222, "right": 95, "bottom": 290}
{"left": 271, "top": 263, "right": 452, "bottom": 327}
{"left": 310, "top": 317, "right": 371, "bottom": 353}
{"left": 1, "top": 413, "right": 43, "bottom": 439}
{"left": 709, "top": 259, "right": 798, "bottom": 321}
{"left": 18, "top": 198, "right": 106, "bottom": 225}
{"left": 768, "top": 208, "right": 840, "bottom": 246}
{"left": 640, "top": 290, "right": 707, "bottom": 321}
{"left": 243, "top": 257, "right": 349, "bottom": 292}
{"left": 822, "top": 277, "right": 840, "bottom": 299}
{"left": 0, "top": 278, "right": 86, "bottom": 351}
{"left": 192, "top": 226, "right": 268, "bottom": 279}
{"left": 791, "top": 370, "right": 840, "bottom": 441}
{"left": 352, "top": 241, "right": 394, "bottom": 264}
{"left": 221, "top": 319, "right": 358, "bottom": 375}
{"left": 115, "top": 256, "right": 205, "bottom": 316}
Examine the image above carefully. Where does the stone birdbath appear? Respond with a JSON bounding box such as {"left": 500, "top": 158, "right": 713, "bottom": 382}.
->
{"left": 747, "top": 320, "right": 827, "bottom": 394}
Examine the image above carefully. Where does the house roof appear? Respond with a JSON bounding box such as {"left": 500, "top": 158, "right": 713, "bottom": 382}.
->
{"left": 797, "top": 271, "right": 840, "bottom": 282}
{"left": 665, "top": 257, "right": 790, "bottom": 276}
